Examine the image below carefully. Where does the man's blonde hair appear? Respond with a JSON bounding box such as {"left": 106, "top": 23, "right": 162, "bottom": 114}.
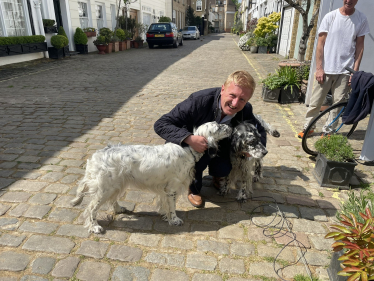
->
{"left": 224, "top": 70, "right": 256, "bottom": 91}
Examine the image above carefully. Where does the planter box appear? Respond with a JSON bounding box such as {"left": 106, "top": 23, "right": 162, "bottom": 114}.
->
{"left": 7, "top": 44, "right": 23, "bottom": 56}
{"left": 258, "top": 46, "right": 267, "bottom": 53}
{"left": 278, "top": 85, "right": 300, "bottom": 104}
{"left": 22, "top": 42, "right": 47, "bottom": 53}
{"left": 130, "top": 40, "right": 134, "bottom": 48}
{"left": 44, "top": 26, "right": 58, "bottom": 33}
{"left": 262, "top": 86, "right": 281, "bottom": 103}
{"left": 0, "top": 45, "right": 8, "bottom": 56}
{"left": 133, "top": 40, "right": 143, "bottom": 49}
{"left": 84, "top": 31, "right": 96, "bottom": 37}
{"left": 105, "top": 43, "right": 113, "bottom": 54}
{"left": 313, "top": 153, "right": 357, "bottom": 189}
{"left": 327, "top": 250, "right": 347, "bottom": 281}
{"left": 119, "top": 41, "right": 127, "bottom": 51}
{"left": 112, "top": 42, "right": 119, "bottom": 52}
{"left": 250, "top": 46, "right": 258, "bottom": 53}
{"left": 126, "top": 40, "right": 131, "bottom": 49}
{"left": 63, "top": 46, "right": 70, "bottom": 57}
{"left": 48, "top": 47, "right": 64, "bottom": 59}
{"left": 75, "top": 44, "right": 88, "bottom": 54}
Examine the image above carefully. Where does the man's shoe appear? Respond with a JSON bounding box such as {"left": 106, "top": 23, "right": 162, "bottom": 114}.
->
{"left": 188, "top": 190, "right": 204, "bottom": 208}
{"left": 212, "top": 176, "right": 226, "bottom": 191}
{"left": 298, "top": 129, "right": 314, "bottom": 138}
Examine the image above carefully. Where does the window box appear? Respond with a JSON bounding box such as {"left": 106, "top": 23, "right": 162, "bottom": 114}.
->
{"left": 44, "top": 26, "right": 58, "bottom": 33}
{"left": 21, "top": 42, "right": 48, "bottom": 53}
{"left": 48, "top": 47, "right": 64, "bottom": 59}
{"left": 7, "top": 44, "right": 23, "bottom": 56}
{"left": 84, "top": 31, "right": 97, "bottom": 37}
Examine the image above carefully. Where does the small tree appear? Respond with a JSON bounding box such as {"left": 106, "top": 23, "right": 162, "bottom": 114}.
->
{"left": 159, "top": 16, "right": 171, "bottom": 23}
{"left": 186, "top": 6, "right": 195, "bottom": 26}
{"left": 58, "top": 26, "right": 68, "bottom": 43}
{"left": 283, "top": 0, "right": 320, "bottom": 62}
{"left": 254, "top": 12, "right": 281, "bottom": 38}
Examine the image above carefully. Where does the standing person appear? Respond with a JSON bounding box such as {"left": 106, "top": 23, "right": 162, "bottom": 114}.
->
{"left": 298, "top": 0, "right": 370, "bottom": 138}
{"left": 154, "top": 70, "right": 266, "bottom": 208}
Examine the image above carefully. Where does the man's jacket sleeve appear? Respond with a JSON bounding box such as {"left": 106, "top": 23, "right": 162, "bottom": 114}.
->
{"left": 154, "top": 96, "right": 196, "bottom": 145}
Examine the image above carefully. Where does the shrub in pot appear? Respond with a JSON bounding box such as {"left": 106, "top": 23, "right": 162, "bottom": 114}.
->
{"left": 325, "top": 207, "right": 374, "bottom": 280}
{"left": 99, "top": 27, "right": 113, "bottom": 53}
{"left": 93, "top": 35, "right": 107, "bottom": 54}
{"left": 133, "top": 36, "right": 143, "bottom": 48}
{"left": 58, "top": 26, "right": 70, "bottom": 57}
{"left": 115, "top": 28, "right": 127, "bottom": 51}
{"left": 277, "top": 66, "right": 301, "bottom": 104}
{"left": 261, "top": 74, "right": 286, "bottom": 103}
{"left": 313, "top": 134, "right": 356, "bottom": 189}
{"left": 48, "top": 35, "right": 68, "bottom": 59}
{"left": 246, "top": 37, "right": 258, "bottom": 53}
{"left": 43, "top": 19, "right": 58, "bottom": 33}
{"left": 111, "top": 35, "right": 120, "bottom": 52}
{"left": 255, "top": 37, "right": 268, "bottom": 54}
{"left": 0, "top": 35, "right": 46, "bottom": 56}
{"left": 74, "top": 27, "right": 88, "bottom": 54}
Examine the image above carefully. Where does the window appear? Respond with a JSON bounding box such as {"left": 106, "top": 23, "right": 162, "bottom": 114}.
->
{"left": 196, "top": 0, "right": 202, "bottom": 11}
{"left": 78, "top": 2, "right": 89, "bottom": 29}
{"left": 96, "top": 4, "right": 103, "bottom": 30}
{"left": 0, "top": 0, "right": 27, "bottom": 36}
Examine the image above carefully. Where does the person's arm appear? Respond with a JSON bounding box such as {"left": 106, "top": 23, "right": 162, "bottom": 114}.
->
{"left": 353, "top": 35, "right": 365, "bottom": 71}
{"left": 315, "top": 32, "right": 327, "bottom": 84}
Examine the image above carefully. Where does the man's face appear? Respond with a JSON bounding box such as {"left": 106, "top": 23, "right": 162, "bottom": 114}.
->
{"left": 220, "top": 81, "right": 253, "bottom": 116}
{"left": 343, "top": 0, "right": 358, "bottom": 11}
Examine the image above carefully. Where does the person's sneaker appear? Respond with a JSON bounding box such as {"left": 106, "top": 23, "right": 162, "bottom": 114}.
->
{"left": 298, "top": 130, "right": 314, "bottom": 138}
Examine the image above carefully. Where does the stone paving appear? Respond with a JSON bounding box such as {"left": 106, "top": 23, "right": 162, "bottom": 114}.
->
{"left": 0, "top": 33, "right": 373, "bottom": 281}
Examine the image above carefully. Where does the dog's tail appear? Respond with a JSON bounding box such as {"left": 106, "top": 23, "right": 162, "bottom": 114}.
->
{"left": 255, "top": 114, "right": 280, "bottom": 138}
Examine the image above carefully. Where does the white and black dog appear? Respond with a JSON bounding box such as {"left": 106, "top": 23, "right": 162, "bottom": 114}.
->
{"left": 71, "top": 121, "right": 232, "bottom": 234}
{"left": 218, "top": 115, "right": 280, "bottom": 202}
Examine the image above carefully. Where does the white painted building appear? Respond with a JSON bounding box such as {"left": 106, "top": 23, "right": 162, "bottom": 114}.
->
{"left": 243, "top": 0, "right": 282, "bottom": 31}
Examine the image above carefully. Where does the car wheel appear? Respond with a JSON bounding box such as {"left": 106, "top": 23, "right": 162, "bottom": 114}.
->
{"left": 179, "top": 38, "right": 183, "bottom": 46}
{"left": 194, "top": 34, "right": 197, "bottom": 40}
{"left": 173, "top": 40, "right": 178, "bottom": 48}
{"left": 148, "top": 44, "right": 154, "bottom": 49}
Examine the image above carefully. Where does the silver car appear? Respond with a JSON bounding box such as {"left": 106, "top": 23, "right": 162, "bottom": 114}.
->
{"left": 181, "top": 26, "right": 200, "bottom": 40}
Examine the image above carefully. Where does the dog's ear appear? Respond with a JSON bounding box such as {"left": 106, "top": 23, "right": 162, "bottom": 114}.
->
{"left": 207, "top": 136, "right": 218, "bottom": 158}
{"left": 231, "top": 133, "right": 244, "bottom": 153}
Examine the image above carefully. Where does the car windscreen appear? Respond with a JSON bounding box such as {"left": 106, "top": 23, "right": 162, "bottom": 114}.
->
{"left": 149, "top": 24, "right": 171, "bottom": 32}
{"left": 183, "top": 27, "right": 196, "bottom": 31}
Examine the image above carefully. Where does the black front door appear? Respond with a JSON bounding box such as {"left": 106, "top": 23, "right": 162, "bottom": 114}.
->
{"left": 53, "top": 0, "right": 63, "bottom": 28}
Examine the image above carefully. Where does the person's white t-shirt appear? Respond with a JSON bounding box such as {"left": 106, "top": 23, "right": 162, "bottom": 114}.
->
{"left": 318, "top": 8, "right": 370, "bottom": 74}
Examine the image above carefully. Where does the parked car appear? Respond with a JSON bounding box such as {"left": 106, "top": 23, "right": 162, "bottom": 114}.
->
{"left": 181, "top": 26, "right": 200, "bottom": 40}
{"left": 146, "top": 22, "right": 183, "bottom": 48}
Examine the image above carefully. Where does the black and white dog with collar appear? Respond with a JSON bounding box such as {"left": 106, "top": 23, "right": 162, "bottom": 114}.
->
{"left": 218, "top": 115, "right": 280, "bottom": 202}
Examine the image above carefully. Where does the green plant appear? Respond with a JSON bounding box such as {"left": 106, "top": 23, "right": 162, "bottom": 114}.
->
{"left": 337, "top": 190, "right": 374, "bottom": 224}
{"left": 266, "top": 33, "right": 278, "bottom": 48}
{"left": 325, "top": 207, "right": 374, "bottom": 280}
{"left": 83, "top": 27, "right": 96, "bottom": 32}
{"left": 254, "top": 12, "right": 281, "bottom": 38}
{"left": 74, "top": 27, "right": 88, "bottom": 45}
{"left": 246, "top": 36, "right": 257, "bottom": 47}
{"left": 111, "top": 35, "right": 120, "bottom": 42}
{"left": 294, "top": 274, "right": 321, "bottom": 281}
{"left": 50, "top": 35, "right": 68, "bottom": 49}
{"left": 57, "top": 26, "right": 68, "bottom": 45}
{"left": 262, "top": 74, "right": 287, "bottom": 90}
{"left": 99, "top": 27, "right": 114, "bottom": 44}
{"left": 0, "top": 35, "right": 45, "bottom": 45}
{"left": 277, "top": 66, "right": 301, "bottom": 93}
{"left": 159, "top": 16, "right": 171, "bottom": 23}
{"left": 115, "top": 28, "right": 126, "bottom": 41}
{"left": 255, "top": 36, "right": 268, "bottom": 47}
{"left": 315, "top": 134, "right": 354, "bottom": 162}
{"left": 297, "top": 64, "right": 311, "bottom": 81}
{"left": 134, "top": 35, "right": 142, "bottom": 42}
{"left": 93, "top": 35, "right": 107, "bottom": 46}
{"left": 42, "top": 19, "right": 55, "bottom": 27}
{"left": 135, "top": 23, "right": 148, "bottom": 38}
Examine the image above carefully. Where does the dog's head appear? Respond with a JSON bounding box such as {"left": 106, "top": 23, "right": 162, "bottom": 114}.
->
{"left": 194, "top": 122, "right": 232, "bottom": 157}
{"left": 231, "top": 121, "right": 268, "bottom": 159}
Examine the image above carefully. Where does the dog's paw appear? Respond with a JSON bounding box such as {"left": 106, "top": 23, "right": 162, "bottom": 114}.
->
{"left": 168, "top": 217, "right": 184, "bottom": 226}
{"left": 253, "top": 175, "right": 260, "bottom": 182}
{"left": 271, "top": 129, "right": 280, "bottom": 138}
{"left": 236, "top": 195, "right": 248, "bottom": 203}
{"left": 89, "top": 225, "right": 104, "bottom": 234}
{"left": 217, "top": 188, "right": 229, "bottom": 197}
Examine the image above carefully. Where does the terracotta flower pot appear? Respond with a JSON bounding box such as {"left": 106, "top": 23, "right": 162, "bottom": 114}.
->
{"left": 96, "top": 44, "right": 106, "bottom": 54}
{"left": 84, "top": 31, "right": 96, "bottom": 37}
{"left": 119, "top": 41, "right": 127, "bottom": 51}
{"left": 112, "top": 42, "right": 119, "bottom": 52}
{"left": 126, "top": 40, "right": 131, "bottom": 49}
{"left": 105, "top": 43, "right": 113, "bottom": 54}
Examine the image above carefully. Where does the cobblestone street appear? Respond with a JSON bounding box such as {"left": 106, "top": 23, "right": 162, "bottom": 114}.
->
{"left": 0, "top": 33, "right": 373, "bottom": 281}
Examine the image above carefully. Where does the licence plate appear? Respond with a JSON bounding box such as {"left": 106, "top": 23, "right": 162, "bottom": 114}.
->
{"left": 155, "top": 34, "right": 164, "bottom": 37}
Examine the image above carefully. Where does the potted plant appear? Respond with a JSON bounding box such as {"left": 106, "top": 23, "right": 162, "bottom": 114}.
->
{"left": 133, "top": 36, "right": 143, "bottom": 48}
{"left": 266, "top": 33, "right": 278, "bottom": 53}
{"left": 255, "top": 37, "right": 268, "bottom": 54}
{"left": 297, "top": 64, "right": 311, "bottom": 98}
{"left": 43, "top": 19, "right": 58, "bottom": 33}
{"left": 74, "top": 27, "right": 88, "bottom": 54}
{"left": 99, "top": 27, "right": 113, "bottom": 54}
{"left": 261, "top": 74, "right": 287, "bottom": 103}
{"left": 83, "top": 27, "right": 96, "bottom": 37}
{"left": 124, "top": 30, "right": 132, "bottom": 49}
{"left": 57, "top": 26, "right": 70, "bottom": 57}
{"left": 313, "top": 134, "right": 356, "bottom": 189}
{"left": 93, "top": 35, "right": 107, "bottom": 54}
{"left": 277, "top": 66, "right": 301, "bottom": 104}
{"left": 115, "top": 28, "right": 127, "bottom": 51}
{"left": 246, "top": 37, "right": 258, "bottom": 53}
{"left": 48, "top": 35, "right": 68, "bottom": 59}
{"left": 0, "top": 35, "right": 47, "bottom": 56}
{"left": 325, "top": 207, "right": 374, "bottom": 280}
{"left": 111, "top": 35, "right": 120, "bottom": 52}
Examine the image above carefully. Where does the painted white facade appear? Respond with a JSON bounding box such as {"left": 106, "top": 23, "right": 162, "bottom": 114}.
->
{"left": 243, "top": 0, "right": 282, "bottom": 31}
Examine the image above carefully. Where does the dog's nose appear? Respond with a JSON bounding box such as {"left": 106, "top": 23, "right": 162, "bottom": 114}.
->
{"left": 263, "top": 150, "right": 268, "bottom": 156}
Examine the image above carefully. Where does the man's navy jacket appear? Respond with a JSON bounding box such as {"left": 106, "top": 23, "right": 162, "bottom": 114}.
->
{"left": 154, "top": 87, "right": 267, "bottom": 159}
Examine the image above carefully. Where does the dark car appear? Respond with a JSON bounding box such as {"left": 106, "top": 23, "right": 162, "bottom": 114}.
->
{"left": 146, "top": 22, "right": 183, "bottom": 49}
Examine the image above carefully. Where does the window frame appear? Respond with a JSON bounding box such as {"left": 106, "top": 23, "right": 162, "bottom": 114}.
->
{"left": 0, "top": 0, "right": 32, "bottom": 37}
{"left": 196, "top": 0, "right": 202, "bottom": 11}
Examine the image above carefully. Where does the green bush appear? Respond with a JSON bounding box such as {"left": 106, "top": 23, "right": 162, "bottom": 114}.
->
{"left": 262, "top": 74, "right": 287, "bottom": 90}
{"left": 99, "top": 27, "right": 113, "bottom": 44}
{"left": 159, "top": 16, "right": 171, "bottom": 23}
{"left": 50, "top": 35, "right": 68, "bottom": 49}
{"left": 246, "top": 36, "right": 256, "bottom": 47}
{"left": 277, "top": 66, "right": 301, "bottom": 93}
{"left": 315, "top": 134, "right": 354, "bottom": 162}
{"left": 93, "top": 35, "right": 107, "bottom": 46}
{"left": 115, "top": 28, "right": 126, "bottom": 41}
{"left": 74, "top": 27, "right": 88, "bottom": 45}
{"left": 0, "top": 35, "right": 45, "bottom": 46}
{"left": 58, "top": 26, "right": 68, "bottom": 44}
{"left": 43, "top": 19, "right": 55, "bottom": 27}
{"left": 111, "top": 35, "right": 120, "bottom": 42}
{"left": 124, "top": 30, "right": 132, "bottom": 39}
{"left": 255, "top": 36, "right": 268, "bottom": 47}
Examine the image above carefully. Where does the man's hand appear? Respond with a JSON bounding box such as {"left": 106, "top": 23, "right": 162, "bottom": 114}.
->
{"left": 184, "top": 135, "right": 208, "bottom": 153}
{"left": 316, "top": 68, "right": 325, "bottom": 84}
